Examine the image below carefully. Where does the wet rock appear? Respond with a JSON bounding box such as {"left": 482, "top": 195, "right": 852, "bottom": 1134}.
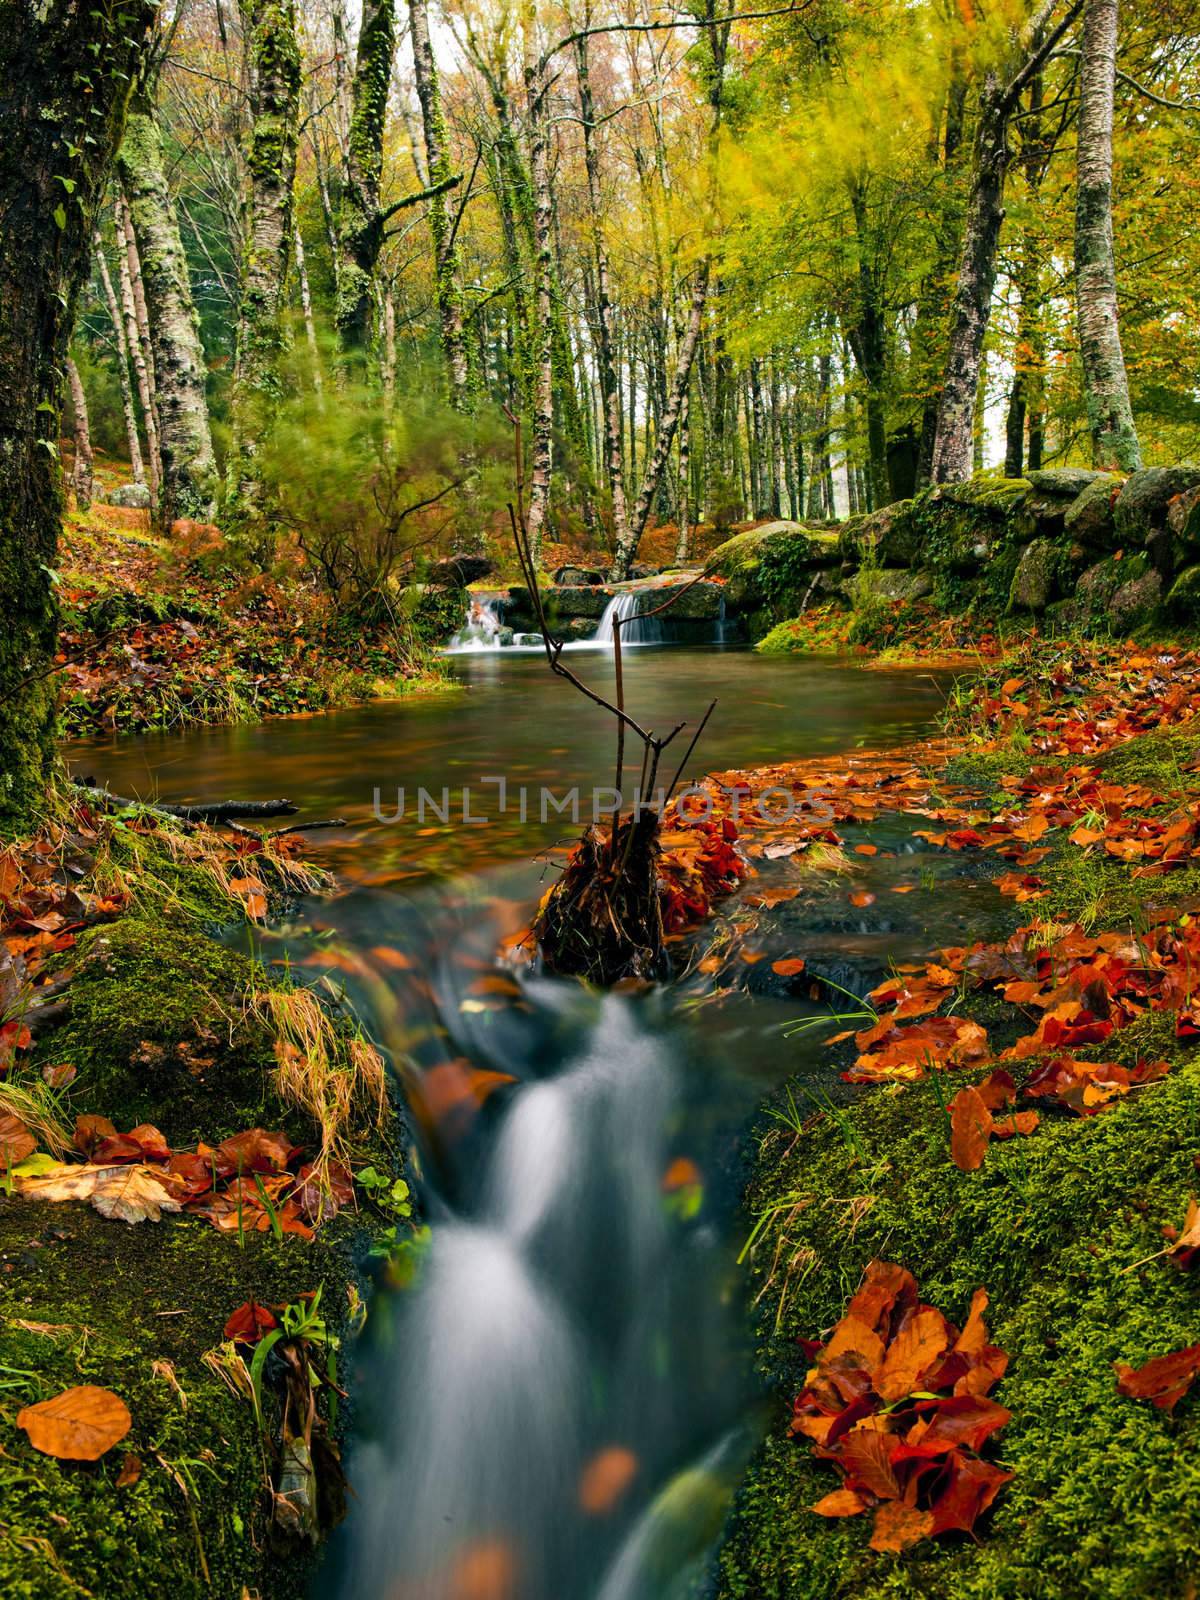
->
{"left": 1114, "top": 467, "right": 1200, "bottom": 542}
{"left": 1075, "top": 558, "right": 1125, "bottom": 619}
{"left": 1063, "top": 474, "right": 1121, "bottom": 549}
{"left": 428, "top": 553, "right": 495, "bottom": 587}
{"left": 104, "top": 481, "right": 151, "bottom": 510}
{"left": 1110, "top": 568, "right": 1162, "bottom": 632}
{"left": 553, "top": 565, "right": 604, "bottom": 585}
{"left": 1008, "top": 537, "right": 1058, "bottom": 613}
{"left": 1166, "top": 565, "right": 1200, "bottom": 621}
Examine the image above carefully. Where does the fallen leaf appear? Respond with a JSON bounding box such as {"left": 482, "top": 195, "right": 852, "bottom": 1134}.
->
{"left": 771, "top": 957, "right": 807, "bottom": 977}
{"left": 578, "top": 1446, "right": 639, "bottom": 1514}
{"left": 0, "top": 1112, "right": 35, "bottom": 1165}
{"left": 1115, "top": 1345, "right": 1200, "bottom": 1411}
{"left": 116, "top": 1452, "right": 143, "bottom": 1488}
{"left": 950, "top": 1087, "right": 991, "bottom": 1172}
{"left": 17, "top": 1385, "right": 131, "bottom": 1460}
{"left": 869, "top": 1500, "right": 935, "bottom": 1552}
{"left": 17, "top": 1161, "right": 185, "bottom": 1223}
{"left": 811, "top": 1487, "right": 869, "bottom": 1518}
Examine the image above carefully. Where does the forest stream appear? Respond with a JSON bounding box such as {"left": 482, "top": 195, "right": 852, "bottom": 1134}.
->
{"left": 68, "top": 647, "right": 984, "bottom": 1600}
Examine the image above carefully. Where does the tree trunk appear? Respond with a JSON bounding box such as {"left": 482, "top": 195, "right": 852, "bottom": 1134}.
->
{"left": 293, "top": 224, "right": 323, "bottom": 394}
{"left": 1075, "top": 0, "right": 1141, "bottom": 470}
{"left": 335, "top": 0, "right": 396, "bottom": 365}
{"left": 0, "top": 0, "right": 154, "bottom": 833}
{"left": 930, "top": 74, "right": 1010, "bottom": 484}
{"left": 227, "top": 0, "right": 301, "bottom": 513}
{"left": 674, "top": 386, "right": 692, "bottom": 562}
{"left": 409, "top": 0, "right": 469, "bottom": 405}
{"left": 609, "top": 266, "right": 710, "bottom": 579}
{"left": 118, "top": 97, "right": 218, "bottom": 524}
{"left": 93, "top": 235, "right": 146, "bottom": 484}
{"left": 113, "top": 196, "right": 161, "bottom": 510}
{"left": 66, "top": 357, "right": 94, "bottom": 512}
{"left": 522, "top": 26, "right": 554, "bottom": 568}
{"left": 931, "top": 0, "right": 1073, "bottom": 483}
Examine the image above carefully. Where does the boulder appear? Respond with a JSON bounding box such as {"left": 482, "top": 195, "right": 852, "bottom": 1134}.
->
{"left": 552, "top": 564, "right": 604, "bottom": 586}
{"left": 1114, "top": 467, "right": 1200, "bottom": 542}
{"left": 1110, "top": 568, "right": 1163, "bottom": 633}
{"left": 933, "top": 476, "right": 1032, "bottom": 517}
{"left": 1075, "top": 558, "right": 1125, "bottom": 620}
{"left": 104, "top": 481, "right": 151, "bottom": 510}
{"left": 1166, "top": 565, "right": 1200, "bottom": 622}
{"left": 1008, "top": 537, "right": 1058, "bottom": 613}
{"left": 1168, "top": 485, "right": 1200, "bottom": 547}
{"left": 428, "top": 552, "right": 495, "bottom": 587}
{"left": 847, "top": 500, "right": 920, "bottom": 568}
{"left": 708, "top": 522, "right": 842, "bottom": 612}
{"left": 1027, "top": 467, "right": 1108, "bottom": 499}
{"left": 1145, "top": 527, "right": 1178, "bottom": 584}
{"left": 561, "top": 617, "right": 596, "bottom": 641}
{"left": 632, "top": 579, "right": 724, "bottom": 620}
{"left": 1063, "top": 474, "right": 1121, "bottom": 549}
{"left": 874, "top": 568, "right": 933, "bottom": 604}
{"left": 549, "top": 584, "right": 613, "bottom": 619}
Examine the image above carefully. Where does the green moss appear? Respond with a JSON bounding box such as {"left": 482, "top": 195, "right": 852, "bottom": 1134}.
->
{"left": 31, "top": 912, "right": 293, "bottom": 1145}
{"left": 720, "top": 1055, "right": 1200, "bottom": 1600}
{"left": 0, "top": 1193, "right": 365, "bottom": 1600}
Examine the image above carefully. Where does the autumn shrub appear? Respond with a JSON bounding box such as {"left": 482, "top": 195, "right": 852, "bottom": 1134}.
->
{"left": 257, "top": 377, "right": 510, "bottom": 622}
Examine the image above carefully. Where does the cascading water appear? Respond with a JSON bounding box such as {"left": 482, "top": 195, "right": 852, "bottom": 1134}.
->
{"left": 327, "top": 989, "right": 760, "bottom": 1600}
{"left": 445, "top": 595, "right": 506, "bottom": 653}
{"left": 592, "top": 591, "right": 668, "bottom": 646}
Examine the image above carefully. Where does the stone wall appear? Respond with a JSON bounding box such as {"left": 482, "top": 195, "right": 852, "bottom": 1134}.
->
{"left": 707, "top": 468, "right": 1200, "bottom": 642}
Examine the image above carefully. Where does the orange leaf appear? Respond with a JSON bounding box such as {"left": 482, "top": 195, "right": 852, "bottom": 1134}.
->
{"left": 771, "top": 957, "right": 807, "bottom": 977}
{"left": 869, "top": 1500, "right": 935, "bottom": 1552}
{"left": 950, "top": 1087, "right": 992, "bottom": 1172}
{"left": 578, "top": 1446, "right": 639, "bottom": 1514}
{"left": 811, "top": 1488, "right": 869, "bottom": 1518}
{"left": 17, "top": 1385, "right": 131, "bottom": 1460}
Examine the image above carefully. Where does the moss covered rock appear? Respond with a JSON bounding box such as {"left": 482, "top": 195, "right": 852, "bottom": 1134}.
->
{"left": 1007, "top": 537, "right": 1058, "bottom": 613}
{"left": 1168, "top": 485, "right": 1200, "bottom": 549}
{"left": 1114, "top": 467, "right": 1200, "bottom": 543}
{"left": 1166, "top": 564, "right": 1200, "bottom": 622}
{"left": 1063, "top": 474, "right": 1122, "bottom": 550}
{"left": 32, "top": 915, "right": 291, "bottom": 1147}
{"left": 709, "top": 524, "right": 842, "bottom": 614}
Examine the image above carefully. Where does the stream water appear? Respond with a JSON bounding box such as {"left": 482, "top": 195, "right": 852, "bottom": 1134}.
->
{"left": 67, "top": 647, "right": 996, "bottom": 1600}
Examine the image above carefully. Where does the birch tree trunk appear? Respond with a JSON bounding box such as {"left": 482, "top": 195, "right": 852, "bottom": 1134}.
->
{"left": 929, "top": 73, "right": 1009, "bottom": 485}
{"left": 1075, "top": 0, "right": 1141, "bottom": 470}
{"left": 0, "top": 0, "right": 154, "bottom": 832}
{"left": 293, "top": 224, "right": 323, "bottom": 394}
{"left": 228, "top": 0, "right": 301, "bottom": 513}
{"left": 522, "top": 19, "right": 554, "bottom": 568}
{"left": 674, "top": 386, "right": 692, "bottom": 563}
{"left": 113, "top": 198, "right": 161, "bottom": 509}
{"left": 931, "top": 0, "right": 1075, "bottom": 483}
{"left": 94, "top": 235, "right": 146, "bottom": 484}
{"left": 335, "top": 0, "right": 396, "bottom": 364}
{"left": 609, "top": 265, "right": 710, "bottom": 579}
{"left": 118, "top": 96, "right": 218, "bottom": 524}
{"left": 66, "top": 358, "right": 94, "bottom": 512}
{"left": 409, "top": 0, "right": 470, "bottom": 406}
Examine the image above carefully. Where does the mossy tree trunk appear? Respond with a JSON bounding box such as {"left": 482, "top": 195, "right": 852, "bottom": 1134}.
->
{"left": 227, "top": 0, "right": 302, "bottom": 515}
{"left": 0, "top": 0, "right": 155, "bottom": 835}
{"left": 334, "top": 0, "right": 396, "bottom": 367}
{"left": 93, "top": 234, "right": 147, "bottom": 486}
{"left": 117, "top": 96, "right": 218, "bottom": 526}
{"left": 1075, "top": 0, "right": 1141, "bottom": 471}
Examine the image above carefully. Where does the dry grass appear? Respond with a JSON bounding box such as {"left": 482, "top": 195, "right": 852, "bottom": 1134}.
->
{"left": 0, "top": 1077, "right": 71, "bottom": 1158}
{"left": 250, "top": 985, "right": 387, "bottom": 1191}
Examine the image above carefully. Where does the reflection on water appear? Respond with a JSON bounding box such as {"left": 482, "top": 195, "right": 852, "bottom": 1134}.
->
{"left": 64, "top": 648, "right": 963, "bottom": 1599}
{"left": 67, "top": 647, "right": 953, "bottom": 885}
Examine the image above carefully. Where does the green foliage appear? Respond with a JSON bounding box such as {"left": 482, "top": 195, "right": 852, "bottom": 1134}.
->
{"left": 256, "top": 371, "right": 509, "bottom": 619}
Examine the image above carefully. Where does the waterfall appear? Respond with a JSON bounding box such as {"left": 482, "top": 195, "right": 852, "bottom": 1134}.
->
{"left": 592, "top": 591, "right": 667, "bottom": 646}
{"left": 445, "top": 595, "right": 505, "bottom": 653}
